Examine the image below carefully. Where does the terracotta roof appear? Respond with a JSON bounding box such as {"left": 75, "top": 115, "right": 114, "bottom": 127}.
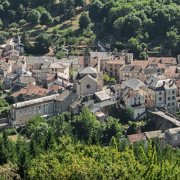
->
{"left": 107, "top": 57, "right": 125, "bottom": 64}
{"left": 148, "top": 57, "right": 161, "bottom": 64}
{"left": 134, "top": 65, "right": 142, "bottom": 72}
{"left": 47, "top": 73, "right": 56, "bottom": 81}
{"left": 162, "top": 73, "right": 179, "bottom": 78}
{"left": 125, "top": 91, "right": 136, "bottom": 99}
{"left": 131, "top": 60, "right": 149, "bottom": 68}
{"left": 165, "top": 66, "right": 177, "bottom": 73}
{"left": 90, "top": 57, "right": 99, "bottom": 68}
{"left": 161, "top": 57, "right": 177, "bottom": 64}
{"left": 11, "top": 84, "right": 54, "bottom": 97}
{"left": 157, "top": 63, "right": 166, "bottom": 69}
{"left": 127, "top": 133, "right": 147, "bottom": 143}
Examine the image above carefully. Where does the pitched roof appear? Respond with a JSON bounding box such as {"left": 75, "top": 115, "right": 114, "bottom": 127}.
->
{"left": 94, "top": 100, "right": 116, "bottom": 108}
{"left": 123, "top": 78, "right": 145, "bottom": 91}
{"left": 31, "top": 63, "right": 42, "bottom": 70}
{"left": 11, "top": 84, "right": 56, "bottom": 97}
{"left": 78, "top": 67, "right": 97, "bottom": 74}
{"left": 49, "top": 63, "right": 65, "bottom": 69}
{"left": 94, "top": 89, "right": 111, "bottom": 101}
{"left": 125, "top": 91, "right": 136, "bottom": 99}
{"left": 168, "top": 127, "right": 180, "bottom": 134}
{"left": 165, "top": 66, "right": 177, "bottom": 73}
{"left": 127, "top": 133, "right": 147, "bottom": 143}
{"left": 131, "top": 60, "right": 149, "bottom": 68}
{"left": 12, "top": 94, "right": 59, "bottom": 108}
{"left": 107, "top": 57, "right": 125, "bottom": 64}
{"left": 145, "top": 130, "right": 164, "bottom": 139}
{"left": 79, "top": 74, "right": 97, "bottom": 83}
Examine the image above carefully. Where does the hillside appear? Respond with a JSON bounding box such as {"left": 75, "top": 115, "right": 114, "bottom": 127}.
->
{"left": 0, "top": 0, "right": 180, "bottom": 58}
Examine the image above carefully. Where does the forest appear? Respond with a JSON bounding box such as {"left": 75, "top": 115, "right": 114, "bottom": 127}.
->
{"left": 0, "top": 0, "right": 180, "bottom": 58}
{"left": 0, "top": 107, "right": 180, "bottom": 179}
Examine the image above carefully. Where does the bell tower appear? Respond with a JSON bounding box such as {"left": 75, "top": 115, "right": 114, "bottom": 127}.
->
{"left": 84, "top": 46, "right": 91, "bottom": 67}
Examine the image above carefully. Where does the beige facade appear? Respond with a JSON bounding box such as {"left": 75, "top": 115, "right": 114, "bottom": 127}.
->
{"left": 106, "top": 58, "right": 125, "bottom": 79}
{"left": 139, "top": 79, "right": 177, "bottom": 115}
{"left": 10, "top": 94, "right": 59, "bottom": 125}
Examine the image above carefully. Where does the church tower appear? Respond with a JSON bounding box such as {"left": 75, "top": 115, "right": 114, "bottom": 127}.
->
{"left": 84, "top": 46, "right": 91, "bottom": 67}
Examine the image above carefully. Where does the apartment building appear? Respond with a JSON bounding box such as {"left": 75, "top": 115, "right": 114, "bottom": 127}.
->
{"left": 139, "top": 75, "right": 177, "bottom": 115}
{"left": 106, "top": 57, "right": 125, "bottom": 79}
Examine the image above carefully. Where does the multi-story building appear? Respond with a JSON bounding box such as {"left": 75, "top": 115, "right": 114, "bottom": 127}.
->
{"left": 139, "top": 75, "right": 177, "bottom": 115}
{"left": 10, "top": 90, "right": 78, "bottom": 126}
{"left": 106, "top": 57, "right": 125, "bottom": 79}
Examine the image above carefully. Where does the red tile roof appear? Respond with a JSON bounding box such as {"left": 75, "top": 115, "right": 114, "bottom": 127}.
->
{"left": 131, "top": 60, "right": 149, "bottom": 68}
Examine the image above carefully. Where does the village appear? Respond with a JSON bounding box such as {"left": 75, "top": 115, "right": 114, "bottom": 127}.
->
{"left": 0, "top": 35, "right": 180, "bottom": 148}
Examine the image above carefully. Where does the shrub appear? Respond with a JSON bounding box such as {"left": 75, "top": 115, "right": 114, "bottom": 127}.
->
{"left": 18, "top": 19, "right": 26, "bottom": 25}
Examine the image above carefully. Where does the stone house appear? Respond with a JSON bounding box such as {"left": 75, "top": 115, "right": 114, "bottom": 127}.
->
{"left": 31, "top": 63, "right": 43, "bottom": 85}
{"left": 106, "top": 57, "right": 125, "bottom": 79}
{"left": 139, "top": 75, "right": 177, "bottom": 115}
{"left": 124, "top": 90, "right": 146, "bottom": 120}
{"left": 127, "top": 133, "right": 148, "bottom": 148}
{"left": 4, "top": 72, "right": 19, "bottom": 89}
{"left": 165, "top": 127, "right": 180, "bottom": 147}
{"left": 0, "top": 61, "right": 11, "bottom": 80}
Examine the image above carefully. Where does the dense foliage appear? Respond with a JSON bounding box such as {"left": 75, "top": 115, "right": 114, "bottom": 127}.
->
{"left": 1, "top": 0, "right": 180, "bottom": 57}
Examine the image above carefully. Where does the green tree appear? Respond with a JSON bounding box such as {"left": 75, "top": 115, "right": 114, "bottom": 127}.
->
{"left": 35, "top": 33, "right": 52, "bottom": 52}
{"left": 79, "top": 11, "right": 91, "bottom": 29}
{"left": 21, "top": 115, "right": 46, "bottom": 138}
{"left": 103, "top": 73, "right": 110, "bottom": 82}
{"left": 27, "top": 9, "right": 41, "bottom": 24}
{"left": 75, "top": 0, "right": 86, "bottom": 7}
{"left": 40, "top": 11, "right": 53, "bottom": 25}
{"left": 55, "top": 50, "right": 66, "bottom": 59}
{"left": 52, "top": 27, "right": 58, "bottom": 35}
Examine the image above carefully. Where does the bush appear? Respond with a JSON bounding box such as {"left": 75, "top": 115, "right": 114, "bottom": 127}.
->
{"left": 18, "top": 19, "right": 26, "bottom": 25}
{"left": 54, "top": 17, "right": 60, "bottom": 24}
{"left": 55, "top": 50, "right": 66, "bottom": 59}
{"left": 67, "top": 37, "right": 77, "bottom": 45}
{"left": 8, "top": 22, "right": 19, "bottom": 28}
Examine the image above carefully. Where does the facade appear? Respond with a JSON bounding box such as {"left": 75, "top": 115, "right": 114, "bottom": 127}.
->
{"left": 124, "top": 90, "right": 146, "bottom": 120}
{"left": 73, "top": 67, "right": 103, "bottom": 96}
{"left": 10, "top": 90, "right": 78, "bottom": 125}
{"left": 139, "top": 76, "right": 177, "bottom": 115}
{"left": 106, "top": 57, "right": 125, "bottom": 79}
{"left": 0, "top": 61, "right": 11, "bottom": 79}
{"left": 165, "top": 127, "right": 180, "bottom": 147}
{"left": 4, "top": 73, "right": 19, "bottom": 89}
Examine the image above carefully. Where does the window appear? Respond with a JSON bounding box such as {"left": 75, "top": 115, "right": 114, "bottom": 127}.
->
{"left": 39, "top": 106, "right": 41, "bottom": 109}
{"left": 39, "top": 110, "right": 41, "bottom": 113}
{"left": 53, "top": 103, "right": 55, "bottom": 106}
{"left": 159, "top": 97, "right": 162, "bottom": 101}
{"left": 168, "top": 97, "right": 171, "bottom": 100}
{"left": 168, "top": 103, "right": 170, "bottom": 106}
{"left": 174, "top": 135, "right": 177, "bottom": 140}
{"left": 52, "top": 69, "right": 54, "bottom": 71}
{"left": 55, "top": 69, "right": 57, "bottom": 71}
{"left": 172, "top": 96, "right": 175, "bottom": 100}
{"left": 172, "top": 102, "right": 175, "bottom": 106}
{"left": 159, "top": 92, "right": 162, "bottom": 95}
{"left": 86, "top": 84, "right": 91, "bottom": 89}
{"left": 24, "top": 109, "right": 26, "bottom": 112}
{"left": 139, "top": 97, "right": 140, "bottom": 100}
{"left": 172, "top": 90, "right": 175, "bottom": 94}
